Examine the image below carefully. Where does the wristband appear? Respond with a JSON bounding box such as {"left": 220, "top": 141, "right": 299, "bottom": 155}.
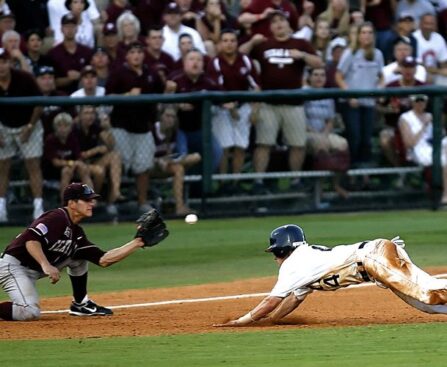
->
{"left": 237, "top": 311, "right": 255, "bottom": 324}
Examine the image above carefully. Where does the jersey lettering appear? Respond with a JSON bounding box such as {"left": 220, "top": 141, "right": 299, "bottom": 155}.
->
{"left": 48, "top": 239, "right": 75, "bottom": 256}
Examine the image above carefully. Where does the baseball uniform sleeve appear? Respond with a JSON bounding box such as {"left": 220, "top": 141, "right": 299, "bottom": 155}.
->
{"left": 71, "top": 237, "right": 106, "bottom": 265}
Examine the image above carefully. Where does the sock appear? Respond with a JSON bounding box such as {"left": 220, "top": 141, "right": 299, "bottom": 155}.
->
{"left": 0, "top": 301, "right": 13, "bottom": 320}
{"left": 33, "top": 197, "right": 43, "bottom": 208}
{"left": 70, "top": 273, "right": 88, "bottom": 304}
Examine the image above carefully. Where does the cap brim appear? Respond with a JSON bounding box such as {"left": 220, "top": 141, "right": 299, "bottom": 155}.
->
{"left": 83, "top": 193, "right": 101, "bottom": 200}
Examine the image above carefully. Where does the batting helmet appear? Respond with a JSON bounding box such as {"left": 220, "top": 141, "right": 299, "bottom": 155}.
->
{"left": 265, "top": 224, "right": 307, "bottom": 258}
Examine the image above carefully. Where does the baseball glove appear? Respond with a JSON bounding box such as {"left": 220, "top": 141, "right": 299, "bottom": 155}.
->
{"left": 135, "top": 209, "right": 169, "bottom": 247}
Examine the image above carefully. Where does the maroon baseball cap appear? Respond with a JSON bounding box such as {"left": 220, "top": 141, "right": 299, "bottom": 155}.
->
{"left": 103, "top": 22, "right": 117, "bottom": 35}
{"left": 164, "top": 2, "right": 181, "bottom": 14}
{"left": 80, "top": 65, "right": 97, "bottom": 77}
{"left": 0, "top": 48, "right": 10, "bottom": 60}
{"left": 126, "top": 41, "right": 144, "bottom": 53}
{"left": 269, "top": 9, "right": 288, "bottom": 21}
{"left": 63, "top": 183, "right": 100, "bottom": 204}
{"left": 401, "top": 56, "right": 417, "bottom": 68}
{"left": 61, "top": 12, "right": 78, "bottom": 25}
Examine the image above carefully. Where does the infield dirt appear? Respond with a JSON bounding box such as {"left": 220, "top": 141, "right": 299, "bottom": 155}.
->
{"left": 1, "top": 269, "right": 447, "bottom": 340}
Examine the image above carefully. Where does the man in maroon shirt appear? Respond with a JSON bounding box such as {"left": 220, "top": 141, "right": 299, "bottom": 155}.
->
{"left": 47, "top": 13, "right": 94, "bottom": 94}
{"left": 144, "top": 26, "right": 175, "bottom": 86}
{"left": 106, "top": 41, "right": 164, "bottom": 212}
{"left": 0, "top": 182, "right": 162, "bottom": 320}
{"left": 207, "top": 29, "right": 260, "bottom": 183}
{"left": 168, "top": 48, "right": 223, "bottom": 171}
{"left": 0, "top": 48, "right": 44, "bottom": 223}
{"left": 240, "top": 11, "right": 322, "bottom": 192}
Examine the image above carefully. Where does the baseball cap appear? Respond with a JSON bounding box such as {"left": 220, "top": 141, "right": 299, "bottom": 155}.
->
{"left": 398, "top": 13, "right": 414, "bottom": 22}
{"left": 269, "top": 9, "right": 288, "bottom": 21}
{"left": 80, "top": 65, "right": 97, "bottom": 77}
{"left": 410, "top": 94, "right": 428, "bottom": 102}
{"left": 329, "top": 37, "right": 347, "bottom": 53}
{"left": 103, "top": 22, "right": 117, "bottom": 35}
{"left": 36, "top": 65, "right": 55, "bottom": 77}
{"left": 63, "top": 183, "right": 100, "bottom": 204}
{"left": 0, "top": 48, "right": 10, "bottom": 60}
{"left": 164, "top": 2, "right": 181, "bottom": 14}
{"left": 401, "top": 56, "right": 417, "bottom": 68}
{"left": 0, "top": 11, "right": 15, "bottom": 21}
{"left": 61, "top": 12, "right": 78, "bottom": 25}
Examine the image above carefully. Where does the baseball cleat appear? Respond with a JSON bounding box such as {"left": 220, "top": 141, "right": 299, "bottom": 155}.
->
{"left": 69, "top": 300, "right": 113, "bottom": 316}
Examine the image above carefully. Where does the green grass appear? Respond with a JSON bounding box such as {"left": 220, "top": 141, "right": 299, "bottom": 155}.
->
{"left": 1, "top": 209, "right": 447, "bottom": 299}
{"left": 1, "top": 323, "right": 447, "bottom": 367}
{"left": 1, "top": 210, "right": 447, "bottom": 367}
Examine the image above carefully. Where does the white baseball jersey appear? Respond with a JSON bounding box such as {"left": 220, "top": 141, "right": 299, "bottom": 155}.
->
{"left": 270, "top": 240, "right": 377, "bottom": 300}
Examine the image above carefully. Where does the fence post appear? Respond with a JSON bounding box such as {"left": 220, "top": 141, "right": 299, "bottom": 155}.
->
{"left": 201, "top": 99, "right": 213, "bottom": 212}
{"left": 431, "top": 94, "right": 443, "bottom": 209}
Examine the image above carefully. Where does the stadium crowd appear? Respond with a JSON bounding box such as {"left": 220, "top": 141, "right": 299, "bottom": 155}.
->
{"left": 0, "top": 0, "right": 446, "bottom": 222}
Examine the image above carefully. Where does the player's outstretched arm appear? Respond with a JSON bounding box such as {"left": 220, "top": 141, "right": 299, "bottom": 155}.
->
{"left": 98, "top": 238, "right": 145, "bottom": 267}
{"left": 266, "top": 293, "right": 304, "bottom": 323}
{"left": 214, "top": 296, "right": 283, "bottom": 327}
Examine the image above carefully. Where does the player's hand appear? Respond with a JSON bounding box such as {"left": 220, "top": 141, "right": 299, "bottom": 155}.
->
{"left": 42, "top": 263, "right": 60, "bottom": 284}
{"left": 391, "top": 236, "right": 405, "bottom": 248}
{"left": 213, "top": 319, "right": 245, "bottom": 327}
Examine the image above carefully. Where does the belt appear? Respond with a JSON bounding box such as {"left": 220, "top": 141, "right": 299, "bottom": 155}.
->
{"left": 0, "top": 254, "right": 21, "bottom": 265}
{"left": 356, "top": 261, "right": 371, "bottom": 282}
{"left": 358, "top": 241, "right": 368, "bottom": 249}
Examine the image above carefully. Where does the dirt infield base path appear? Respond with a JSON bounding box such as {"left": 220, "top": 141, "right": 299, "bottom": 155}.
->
{"left": 1, "top": 273, "right": 447, "bottom": 340}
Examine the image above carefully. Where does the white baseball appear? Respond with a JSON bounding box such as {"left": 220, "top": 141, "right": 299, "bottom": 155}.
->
{"left": 185, "top": 214, "right": 198, "bottom": 224}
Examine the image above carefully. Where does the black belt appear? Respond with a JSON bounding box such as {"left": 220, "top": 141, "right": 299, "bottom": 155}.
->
{"left": 357, "top": 261, "right": 371, "bottom": 282}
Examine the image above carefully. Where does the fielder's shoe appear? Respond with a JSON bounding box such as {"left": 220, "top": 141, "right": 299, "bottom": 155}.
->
{"left": 69, "top": 300, "right": 113, "bottom": 316}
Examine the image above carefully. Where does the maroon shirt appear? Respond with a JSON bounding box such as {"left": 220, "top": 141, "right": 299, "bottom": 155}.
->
{"left": 243, "top": 0, "right": 299, "bottom": 37}
{"left": 47, "top": 43, "right": 94, "bottom": 94}
{"left": 43, "top": 132, "right": 81, "bottom": 179}
{"left": 207, "top": 53, "right": 259, "bottom": 91}
{"left": 0, "top": 69, "right": 42, "bottom": 128}
{"left": 105, "top": 3, "right": 133, "bottom": 24}
{"left": 365, "top": 0, "right": 394, "bottom": 31}
{"left": 4, "top": 207, "right": 106, "bottom": 271}
{"left": 74, "top": 123, "right": 103, "bottom": 154}
{"left": 106, "top": 64, "right": 164, "bottom": 133}
{"left": 144, "top": 50, "right": 175, "bottom": 83}
{"left": 251, "top": 37, "right": 316, "bottom": 104}
{"left": 170, "top": 72, "right": 220, "bottom": 132}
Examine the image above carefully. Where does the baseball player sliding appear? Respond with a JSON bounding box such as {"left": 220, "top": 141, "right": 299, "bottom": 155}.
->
{"left": 0, "top": 183, "right": 168, "bottom": 321}
{"left": 216, "top": 224, "right": 447, "bottom": 327}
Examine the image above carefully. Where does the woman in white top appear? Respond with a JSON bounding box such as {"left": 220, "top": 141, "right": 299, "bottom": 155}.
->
{"left": 399, "top": 94, "right": 447, "bottom": 204}
{"left": 65, "top": 0, "right": 101, "bottom": 49}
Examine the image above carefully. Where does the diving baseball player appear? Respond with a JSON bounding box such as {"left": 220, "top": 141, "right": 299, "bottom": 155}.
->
{"left": 0, "top": 183, "right": 168, "bottom": 321}
{"left": 217, "top": 224, "right": 447, "bottom": 326}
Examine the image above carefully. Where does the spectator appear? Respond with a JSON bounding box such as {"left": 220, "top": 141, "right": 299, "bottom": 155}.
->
{"left": 71, "top": 64, "right": 106, "bottom": 97}
{"left": 43, "top": 112, "right": 94, "bottom": 202}
{"left": 364, "top": 0, "right": 396, "bottom": 57}
{"left": 395, "top": 0, "right": 435, "bottom": 27}
{"left": 133, "top": 0, "right": 167, "bottom": 34}
{"left": 399, "top": 94, "right": 447, "bottom": 204}
{"left": 100, "top": 22, "right": 124, "bottom": 71}
{"left": 238, "top": 0, "right": 299, "bottom": 39}
{"left": 47, "top": 0, "right": 101, "bottom": 46}
{"left": 382, "top": 39, "right": 426, "bottom": 85}
{"left": 116, "top": 11, "right": 145, "bottom": 55}
{"left": 152, "top": 105, "right": 201, "bottom": 215}
{"left": 383, "top": 14, "right": 417, "bottom": 64}
{"left": 64, "top": 0, "right": 102, "bottom": 49}
{"left": 171, "top": 33, "right": 211, "bottom": 74}
{"left": 325, "top": 36, "right": 347, "bottom": 87}
{"left": 168, "top": 49, "right": 223, "bottom": 171}
{"left": 2, "top": 30, "right": 31, "bottom": 72}
{"left": 106, "top": 42, "right": 164, "bottom": 212}
{"left": 336, "top": 22, "right": 384, "bottom": 175}
{"left": 207, "top": 29, "right": 259, "bottom": 187}
{"left": 35, "top": 65, "right": 71, "bottom": 137}
{"left": 310, "top": 18, "right": 331, "bottom": 62}
{"left": 240, "top": 11, "right": 322, "bottom": 193}
{"left": 0, "top": 11, "right": 17, "bottom": 47}
{"left": 75, "top": 105, "right": 123, "bottom": 216}
{"left": 0, "top": 48, "right": 44, "bottom": 223}
{"left": 161, "top": 2, "right": 206, "bottom": 61}
{"left": 304, "top": 67, "right": 349, "bottom": 198}
{"left": 47, "top": 13, "right": 94, "bottom": 94}
{"left": 176, "top": 0, "right": 200, "bottom": 28}
{"left": 196, "top": 0, "right": 237, "bottom": 57}
{"left": 318, "top": 0, "right": 351, "bottom": 38}
{"left": 90, "top": 46, "right": 111, "bottom": 86}
{"left": 379, "top": 56, "right": 425, "bottom": 169}
{"left": 23, "top": 29, "right": 54, "bottom": 76}
{"left": 413, "top": 13, "right": 447, "bottom": 86}
{"left": 105, "top": 0, "right": 133, "bottom": 25}
{"left": 7, "top": 1, "right": 49, "bottom": 39}
{"left": 144, "top": 26, "right": 175, "bottom": 86}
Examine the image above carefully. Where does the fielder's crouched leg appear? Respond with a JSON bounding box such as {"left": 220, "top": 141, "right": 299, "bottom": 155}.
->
{"left": 363, "top": 240, "right": 447, "bottom": 313}
{"left": 12, "top": 302, "right": 41, "bottom": 321}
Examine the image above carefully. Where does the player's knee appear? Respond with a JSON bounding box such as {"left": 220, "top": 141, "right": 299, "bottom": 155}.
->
{"left": 14, "top": 304, "right": 41, "bottom": 321}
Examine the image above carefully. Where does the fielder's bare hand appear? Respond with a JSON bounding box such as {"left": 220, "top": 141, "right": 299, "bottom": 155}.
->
{"left": 42, "top": 263, "right": 60, "bottom": 284}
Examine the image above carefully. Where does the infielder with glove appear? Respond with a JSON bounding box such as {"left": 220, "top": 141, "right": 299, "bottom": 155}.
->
{"left": 0, "top": 183, "right": 168, "bottom": 321}
{"left": 217, "top": 224, "right": 447, "bottom": 327}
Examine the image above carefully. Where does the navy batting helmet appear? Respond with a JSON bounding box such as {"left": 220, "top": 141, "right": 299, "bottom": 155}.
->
{"left": 265, "top": 224, "right": 307, "bottom": 258}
